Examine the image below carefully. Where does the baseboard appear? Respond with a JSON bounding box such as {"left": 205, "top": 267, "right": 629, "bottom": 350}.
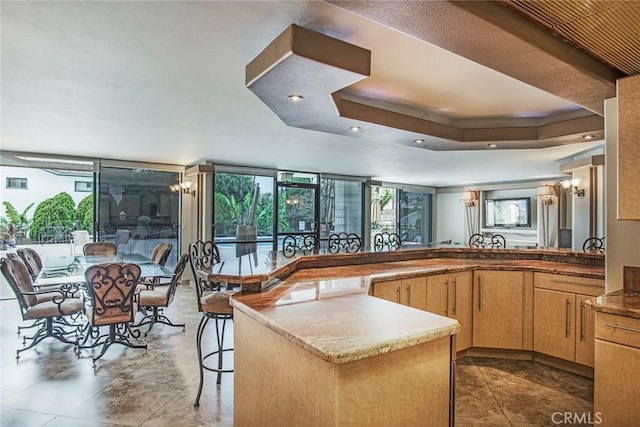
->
{"left": 458, "top": 347, "right": 593, "bottom": 379}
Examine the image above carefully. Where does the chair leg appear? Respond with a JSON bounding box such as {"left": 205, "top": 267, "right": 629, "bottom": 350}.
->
{"left": 194, "top": 313, "right": 234, "bottom": 407}
{"left": 194, "top": 315, "right": 209, "bottom": 407}
{"left": 90, "top": 324, "right": 147, "bottom": 367}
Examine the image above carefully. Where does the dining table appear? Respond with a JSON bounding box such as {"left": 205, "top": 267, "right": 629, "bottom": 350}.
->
{"left": 34, "top": 253, "right": 172, "bottom": 288}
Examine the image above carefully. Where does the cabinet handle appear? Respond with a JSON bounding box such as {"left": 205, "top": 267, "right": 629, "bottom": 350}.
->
{"left": 396, "top": 286, "right": 401, "bottom": 304}
{"left": 406, "top": 285, "right": 411, "bottom": 305}
{"left": 580, "top": 303, "right": 586, "bottom": 341}
{"left": 565, "top": 299, "right": 571, "bottom": 338}
{"left": 605, "top": 323, "right": 640, "bottom": 334}
{"left": 452, "top": 278, "right": 457, "bottom": 315}
{"left": 477, "top": 276, "right": 482, "bottom": 311}
{"left": 550, "top": 279, "right": 598, "bottom": 287}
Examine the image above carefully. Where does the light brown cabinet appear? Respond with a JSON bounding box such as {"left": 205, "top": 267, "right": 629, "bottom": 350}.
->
{"left": 533, "top": 273, "right": 602, "bottom": 367}
{"left": 594, "top": 312, "right": 640, "bottom": 426}
{"left": 473, "top": 270, "right": 525, "bottom": 349}
{"left": 371, "top": 277, "right": 427, "bottom": 311}
{"left": 533, "top": 288, "right": 576, "bottom": 361}
{"left": 426, "top": 271, "right": 473, "bottom": 351}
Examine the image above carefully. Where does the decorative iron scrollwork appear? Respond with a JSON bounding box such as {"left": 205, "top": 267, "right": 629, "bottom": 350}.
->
{"left": 468, "top": 233, "right": 506, "bottom": 249}
{"left": 327, "top": 233, "right": 363, "bottom": 254}
{"left": 373, "top": 232, "right": 401, "bottom": 251}
{"left": 583, "top": 237, "right": 605, "bottom": 253}
{"left": 282, "top": 234, "right": 319, "bottom": 257}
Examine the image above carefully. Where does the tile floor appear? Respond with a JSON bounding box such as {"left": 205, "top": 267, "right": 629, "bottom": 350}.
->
{"left": 0, "top": 284, "right": 593, "bottom": 426}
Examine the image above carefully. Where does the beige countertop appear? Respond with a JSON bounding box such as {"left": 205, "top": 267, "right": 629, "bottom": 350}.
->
{"left": 231, "top": 254, "right": 604, "bottom": 363}
{"left": 585, "top": 290, "right": 640, "bottom": 319}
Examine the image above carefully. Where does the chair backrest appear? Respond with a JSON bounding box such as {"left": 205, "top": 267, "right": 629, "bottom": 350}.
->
{"left": 83, "top": 242, "right": 117, "bottom": 256}
{"left": 583, "top": 236, "right": 605, "bottom": 253}
{"left": 469, "top": 233, "right": 506, "bottom": 249}
{"left": 151, "top": 242, "right": 172, "bottom": 267}
{"left": 373, "top": 232, "right": 401, "bottom": 251}
{"left": 0, "top": 256, "right": 37, "bottom": 312}
{"left": 84, "top": 263, "right": 141, "bottom": 325}
{"left": 164, "top": 253, "right": 189, "bottom": 306}
{"left": 16, "top": 248, "right": 43, "bottom": 278}
{"left": 327, "top": 233, "right": 362, "bottom": 254}
{"left": 282, "top": 234, "right": 319, "bottom": 257}
{"left": 189, "top": 240, "right": 221, "bottom": 311}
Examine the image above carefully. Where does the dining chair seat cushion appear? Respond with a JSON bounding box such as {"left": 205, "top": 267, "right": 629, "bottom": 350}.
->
{"left": 85, "top": 302, "right": 139, "bottom": 326}
{"left": 201, "top": 290, "right": 235, "bottom": 315}
{"left": 24, "top": 298, "right": 84, "bottom": 320}
{"left": 138, "top": 288, "right": 169, "bottom": 307}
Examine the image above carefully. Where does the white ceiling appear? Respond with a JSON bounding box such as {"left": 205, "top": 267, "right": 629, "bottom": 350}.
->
{"left": 0, "top": 1, "right": 605, "bottom": 187}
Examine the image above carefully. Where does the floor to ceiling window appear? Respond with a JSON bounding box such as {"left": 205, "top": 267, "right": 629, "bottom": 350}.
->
{"left": 371, "top": 185, "right": 433, "bottom": 245}
{"left": 320, "top": 177, "right": 363, "bottom": 240}
{"left": 97, "top": 166, "right": 180, "bottom": 266}
{"left": 213, "top": 170, "right": 275, "bottom": 260}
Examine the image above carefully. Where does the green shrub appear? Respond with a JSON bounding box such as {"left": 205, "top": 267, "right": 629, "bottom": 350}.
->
{"left": 29, "top": 192, "right": 76, "bottom": 240}
{"left": 76, "top": 194, "right": 94, "bottom": 231}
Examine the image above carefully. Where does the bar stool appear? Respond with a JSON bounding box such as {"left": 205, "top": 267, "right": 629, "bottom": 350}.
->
{"left": 189, "top": 240, "right": 236, "bottom": 407}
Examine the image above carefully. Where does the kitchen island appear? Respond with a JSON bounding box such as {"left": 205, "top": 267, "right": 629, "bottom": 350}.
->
{"left": 210, "top": 247, "right": 604, "bottom": 426}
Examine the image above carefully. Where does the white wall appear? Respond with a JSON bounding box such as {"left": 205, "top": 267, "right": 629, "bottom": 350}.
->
{"left": 1, "top": 166, "right": 92, "bottom": 214}
{"left": 435, "top": 192, "right": 465, "bottom": 245}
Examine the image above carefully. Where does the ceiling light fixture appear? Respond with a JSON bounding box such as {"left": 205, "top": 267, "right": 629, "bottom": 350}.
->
{"left": 288, "top": 94, "right": 303, "bottom": 102}
{"left": 487, "top": 143, "right": 498, "bottom": 149}
{"left": 583, "top": 134, "right": 595, "bottom": 140}
{"left": 415, "top": 139, "right": 425, "bottom": 144}
{"left": 350, "top": 126, "right": 361, "bottom": 132}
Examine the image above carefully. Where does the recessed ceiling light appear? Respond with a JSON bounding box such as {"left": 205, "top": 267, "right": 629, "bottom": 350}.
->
{"left": 583, "top": 134, "right": 595, "bottom": 140}
{"left": 487, "top": 143, "right": 498, "bottom": 149}
{"left": 288, "top": 94, "right": 303, "bottom": 102}
{"left": 350, "top": 126, "right": 361, "bottom": 132}
{"left": 415, "top": 139, "right": 425, "bottom": 144}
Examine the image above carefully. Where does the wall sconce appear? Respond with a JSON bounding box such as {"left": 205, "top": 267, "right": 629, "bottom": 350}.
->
{"left": 461, "top": 190, "right": 478, "bottom": 238}
{"left": 461, "top": 191, "right": 478, "bottom": 207}
{"left": 537, "top": 185, "right": 557, "bottom": 247}
{"left": 560, "top": 178, "right": 584, "bottom": 197}
{"left": 170, "top": 181, "right": 196, "bottom": 196}
{"left": 537, "top": 185, "right": 557, "bottom": 206}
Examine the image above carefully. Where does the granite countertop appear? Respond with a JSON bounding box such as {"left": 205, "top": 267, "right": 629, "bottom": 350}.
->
{"left": 203, "top": 246, "right": 604, "bottom": 287}
{"left": 230, "top": 255, "right": 604, "bottom": 364}
{"left": 585, "top": 290, "right": 640, "bottom": 319}
{"left": 232, "top": 290, "right": 459, "bottom": 364}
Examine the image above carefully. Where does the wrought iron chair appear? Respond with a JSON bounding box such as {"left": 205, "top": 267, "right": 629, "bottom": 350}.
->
{"left": 133, "top": 253, "right": 188, "bottom": 336}
{"left": 469, "top": 233, "right": 506, "bottom": 249}
{"left": 81, "top": 263, "right": 146, "bottom": 366}
{"left": 583, "top": 236, "right": 605, "bottom": 253}
{"left": 83, "top": 242, "right": 117, "bottom": 256}
{"left": 327, "top": 233, "right": 363, "bottom": 254}
{"left": 150, "top": 242, "right": 172, "bottom": 267}
{"left": 282, "top": 234, "right": 319, "bottom": 257}
{"left": 373, "top": 232, "right": 401, "bottom": 251}
{"left": 142, "top": 242, "right": 173, "bottom": 285}
{"left": 16, "top": 248, "right": 43, "bottom": 280}
{"left": 189, "top": 240, "right": 236, "bottom": 407}
{"left": 0, "top": 256, "right": 84, "bottom": 359}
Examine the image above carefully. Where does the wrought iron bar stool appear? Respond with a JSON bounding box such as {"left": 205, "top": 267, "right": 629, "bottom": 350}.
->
{"left": 189, "top": 240, "right": 236, "bottom": 407}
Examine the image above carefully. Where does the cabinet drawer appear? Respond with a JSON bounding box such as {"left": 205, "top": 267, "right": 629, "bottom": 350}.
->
{"left": 534, "top": 272, "right": 603, "bottom": 296}
{"left": 595, "top": 312, "right": 640, "bottom": 349}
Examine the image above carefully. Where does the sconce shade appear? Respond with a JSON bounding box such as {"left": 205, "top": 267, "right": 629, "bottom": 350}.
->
{"left": 461, "top": 191, "right": 477, "bottom": 203}
{"left": 537, "top": 185, "right": 556, "bottom": 197}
